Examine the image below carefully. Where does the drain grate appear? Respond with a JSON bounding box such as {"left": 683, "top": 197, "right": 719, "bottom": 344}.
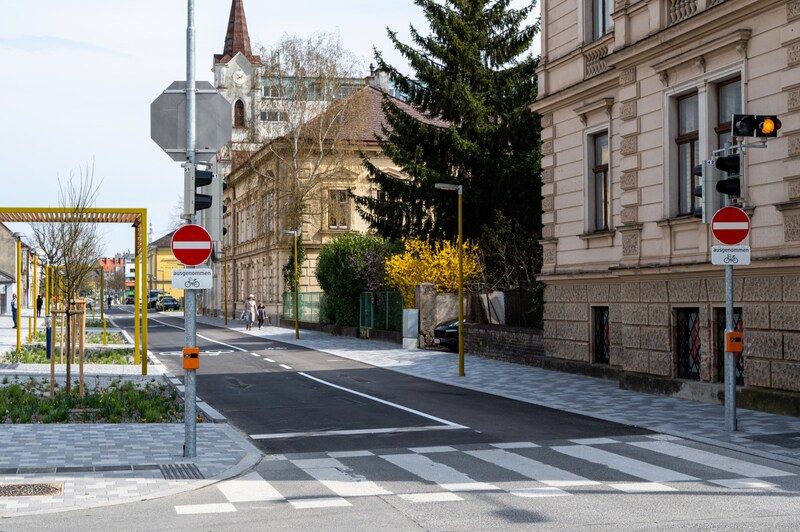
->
{"left": 0, "top": 483, "right": 63, "bottom": 497}
{"left": 159, "top": 463, "right": 204, "bottom": 480}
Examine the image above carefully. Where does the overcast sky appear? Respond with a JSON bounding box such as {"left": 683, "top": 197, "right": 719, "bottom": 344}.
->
{"left": 0, "top": 0, "right": 540, "bottom": 255}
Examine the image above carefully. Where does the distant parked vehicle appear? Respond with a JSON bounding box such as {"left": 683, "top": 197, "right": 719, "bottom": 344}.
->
{"left": 433, "top": 318, "right": 461, "bottom": 353}
{"left": 125, "top": 296, "right": 134, "bottom": 305}
{"left": 156, "top": 296, "right": 181, "bottom": 312}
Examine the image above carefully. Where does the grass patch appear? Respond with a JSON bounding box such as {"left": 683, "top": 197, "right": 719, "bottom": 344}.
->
{"left": 3, "top": 345, "right": 134, "bottom": 364}
{"left": 0, "top": 377, "right": 185, "bottom": 423}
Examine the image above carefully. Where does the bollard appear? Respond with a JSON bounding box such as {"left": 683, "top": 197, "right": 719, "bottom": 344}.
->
{"left": 103, "top": 317, "right": 107, "bottom": 346}
{"left": 27, "top": 316, "right": 32, "bottom": 343}
{"left": 45, "top": 316, "right": 52, "bottom": 360}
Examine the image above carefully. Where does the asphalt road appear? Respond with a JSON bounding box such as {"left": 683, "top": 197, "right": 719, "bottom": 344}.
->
{"left": 52, "top": 307, "right": 796, "bottom": 532}
{"left": 132, "top": 311, "right": 651, "bottom": 454}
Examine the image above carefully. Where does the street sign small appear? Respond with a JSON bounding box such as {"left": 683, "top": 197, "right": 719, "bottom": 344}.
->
{"left": 171, "top": 224, "right": 212, "bottom": 266}
{"left": 172, "top": 268, "right": 212, "bottom": 289}
{"left": 711, "top": 245, "right": 751, "bottom": 266}
{"left": 711, "top": 206, "right": 750, "bottom": 245}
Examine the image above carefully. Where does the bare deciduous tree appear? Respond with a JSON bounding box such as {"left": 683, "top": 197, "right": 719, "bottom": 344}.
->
{"left": 247, "top": 32, "right": 369, "bottom": 231}
{"left": 30, "top": 164, "right": 104, "bottom": 396}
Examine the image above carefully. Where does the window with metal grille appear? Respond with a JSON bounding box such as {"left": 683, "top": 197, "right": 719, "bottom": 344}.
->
{"left": 715, "top": 307, "right": 743, "bottom": 385}
{"left": 593, "top": 306, "right": 610, "bottom": 364}
{"left": 676, "top": 308, "right": 701, "bottom": 380}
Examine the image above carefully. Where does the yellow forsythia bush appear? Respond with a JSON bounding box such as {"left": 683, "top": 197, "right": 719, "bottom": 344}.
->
{"left": 385, "top": 238, "right": 482, "bottom": 307}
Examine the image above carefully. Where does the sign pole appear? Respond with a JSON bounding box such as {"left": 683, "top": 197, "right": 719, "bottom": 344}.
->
{"left": 724, "top": 264, "right": 737, "bottom": 431}
{"left": 184, "top": 0, "right": 197, "bottom": 459}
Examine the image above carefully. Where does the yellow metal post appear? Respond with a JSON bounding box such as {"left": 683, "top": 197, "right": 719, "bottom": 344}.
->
{"left": 141, "top": 212, "right": 148, "bottom": 376}
{"left": 16, "top": 238, "right": 21, "bottom": 351}
{"left": 32, "top": 253, "right": 38, "bottom": 338}
{"left": 134, "top": 254, "right": 140, "bottom": 366}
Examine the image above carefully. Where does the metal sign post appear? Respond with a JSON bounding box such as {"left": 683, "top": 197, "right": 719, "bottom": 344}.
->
{"left": 711, "top": 207, "right": 750, "bottom": 432}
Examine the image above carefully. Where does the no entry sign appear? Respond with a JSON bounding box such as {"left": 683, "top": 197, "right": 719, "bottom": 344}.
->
{"left": 171, "top": 224, "right": 212, "bottom": 266}
{"left": 711, "top": 207, "right": 750, "bottom": 245}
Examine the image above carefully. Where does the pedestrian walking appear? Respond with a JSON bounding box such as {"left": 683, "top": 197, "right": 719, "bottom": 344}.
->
{"left": 10, "top": 294, "right": 17, "bottom": 328}
{"left": 244, "top": 294, "right": 257, "bottom": 331}
{"left": 36, "top": 294, "right": 43, "bottom": 317}
{"left": 257, "top": 303, "right": 266, "bottom": 329}
{"left": 107, "top": 295, "right": 112, "bottom": 309}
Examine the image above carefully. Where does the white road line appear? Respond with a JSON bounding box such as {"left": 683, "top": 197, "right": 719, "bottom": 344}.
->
{"left": 290, "top": 497, "right": 351, "bottom": 509}
{"left": 279, "top": 364, "right": 293, "bottom": 370}
{"left": 297, "top": 372, "right": 468, "bottom": 429}
{"left": 380, "top": 454, "right": 501, "bottom": 492}
{"left": 250, "top": 352, "right": 261, "bottom": 357}
{"left": 151, "top": 318, "right": 247, "bottom": 352}
{"left": 466, "top": 449, "right": 600, "bottom": 487}
{"left": 709, "top": 478, "right": 778, "bottom": 489}
{"left": 174, "top": 503, "right": 237, "bottom": 515}
{"left": 398, "top": 492, "right": 462, "bottom": 503}
{"left": 217, "top": 471, "right": 285, "bottom": 502}
{"left": 510, "top": 487, "right": 571, "bottom": 498}
{"left": 611, "top": 482, "right": 677, "bottom": 493}
{"left": 569, "top": 438, "right": 619, "bottom": 445}
{"left": 490, "top": 442, "right": 540, "bottom": 449}
{"left": 250, "top": 425, "right": 464, "bottom": 440}
{"left": 629, "top": 440, "right": 794, "bottom": 478}
{"left": 264, "top": 357, "right": 275, "bottom": 363}
{"left": 328, "top": 450, "right": 375, "bottom": 458}
{"left": 410, "top": 446, "right": 456, "bottom": 454}
{"left": 551, "top": 445, "right": 697, "bottom": 482}
{"left": 291, "top": 457, "right": 392, "bottom": 497}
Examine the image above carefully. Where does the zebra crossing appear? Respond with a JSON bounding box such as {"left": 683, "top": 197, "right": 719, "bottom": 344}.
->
{"left": 174, "top": 433, "right": 798, "bottom": 515}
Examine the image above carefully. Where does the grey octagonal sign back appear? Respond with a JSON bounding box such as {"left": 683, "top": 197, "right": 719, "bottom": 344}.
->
{"left": 151, "top": 81, "right": 233, "bottom": 162}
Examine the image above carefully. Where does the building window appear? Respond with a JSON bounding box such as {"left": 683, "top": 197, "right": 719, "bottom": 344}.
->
{"left": 676, "top": 308, "right": 701, "bottom": 380}
{"left": 592, "top": 0, "right": 611, "bottom": 40}
{"left": 593, "top": 306, "right": 610, "bottom": 364}
{"left": 268, "top": 192, "right": 275, "bottom": 232}
{"left": 234, "top": 100, "right": 245, "bottom": 128}
{"left": 263, "top": 84, "right": 282, "bottom": 99}
{"left": 675, "top": 93, "right": 699, "bottom": 216}
{"left": 590, "top": 132, "right": 609, "bottom": 231}
{"left": 260, "top": 110, "right": 288, "bottom": 122}
{"left": 328, "top": 189, "right": 349, "bottom": 230}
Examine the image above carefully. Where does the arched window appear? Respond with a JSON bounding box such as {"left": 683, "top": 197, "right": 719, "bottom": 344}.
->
{"left": 234, "top": 100, "right": 245, "bottom": 128}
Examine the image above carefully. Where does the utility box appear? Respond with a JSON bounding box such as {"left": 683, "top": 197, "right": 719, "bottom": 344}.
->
{"left": 402, "top": 308, "right": 419, "bottom": 350}
{"left": 183, "top": 347, "right": 200, "bottom": 370}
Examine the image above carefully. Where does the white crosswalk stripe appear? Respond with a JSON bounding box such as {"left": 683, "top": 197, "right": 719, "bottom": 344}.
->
{"left": 628, "top": 440, "right": 794, "bottom": 478}
{"left": 175, "top": 436, "right": 798, "bottom": 515}
{"left": 551, "top": 444, "right": 698, "bottom": 482}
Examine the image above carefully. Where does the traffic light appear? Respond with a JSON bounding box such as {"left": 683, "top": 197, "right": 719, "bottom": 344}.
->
{"left": 732, "top": 114, "right": 782, "bottom": 138}
{"left": 183, "top": 163, "right": 213, "bottom": 216}
{"left": 715, "top": 153, "right": 741, "bottom": 198}
{"left": 693, "top": 163, "right": 704, "bottom": 219}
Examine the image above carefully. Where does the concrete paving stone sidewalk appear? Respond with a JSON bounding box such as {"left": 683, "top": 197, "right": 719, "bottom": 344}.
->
{"left": 0, "top": 306, "right": 798, "bottom": 516}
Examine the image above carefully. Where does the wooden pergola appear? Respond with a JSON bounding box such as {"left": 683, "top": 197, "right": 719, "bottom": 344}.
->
{"left": 0, "top": 207, "right": 149, "bottom": 374}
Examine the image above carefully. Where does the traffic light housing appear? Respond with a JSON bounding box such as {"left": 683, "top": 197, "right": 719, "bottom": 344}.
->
{"left": 693, "top": 163, "right": 704, "bottom": 219}
{"left": 732, "top": 114, "right": 782, "bottom": 138}
{"left": 715, "top": 153, "right": 741, "bottom": 198}
{"left": 183, "top": 163, "right": 213, "bottom": 217}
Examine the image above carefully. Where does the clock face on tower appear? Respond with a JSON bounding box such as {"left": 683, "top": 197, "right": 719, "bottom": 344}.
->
{"left": 233, "top": 70, "right": 246, "bottom": 86}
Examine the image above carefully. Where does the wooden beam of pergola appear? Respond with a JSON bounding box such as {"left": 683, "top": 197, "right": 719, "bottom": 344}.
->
{"left": 0, "top": 207, "right": 149, "bottom": 375}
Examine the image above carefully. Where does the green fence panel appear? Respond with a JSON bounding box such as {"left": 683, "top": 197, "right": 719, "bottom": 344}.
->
{"left": 359, "top": 291, "right": 403, "bottom": 332}
{"left": 282, "top": 292, "right": 326, "bottom": 323}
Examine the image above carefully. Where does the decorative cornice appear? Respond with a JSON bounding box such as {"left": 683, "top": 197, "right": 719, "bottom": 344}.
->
{"left": 650, "top": 29, "right": 751, "bottom": 82}
{"left": 574, "top": 98, "right": 615, "bottom": 125}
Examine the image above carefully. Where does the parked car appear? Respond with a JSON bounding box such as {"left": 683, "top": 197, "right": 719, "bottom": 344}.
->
{"left": 125, "top": 296, "right": 134, "bottom": 304}
{"left": 433, "top": 318, "right": 461, "bottom": 353}
{"left": 156, "top": 296, "right": 181, "bottom": 312}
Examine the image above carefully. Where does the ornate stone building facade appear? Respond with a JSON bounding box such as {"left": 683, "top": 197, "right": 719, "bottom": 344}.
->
{"left": 531, "top": 0, "right": 800, "bottom": 399}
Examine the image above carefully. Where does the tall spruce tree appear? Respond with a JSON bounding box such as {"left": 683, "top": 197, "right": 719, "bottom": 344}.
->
{"left": 354, "top": 0, "right": 541, "bottom": 245}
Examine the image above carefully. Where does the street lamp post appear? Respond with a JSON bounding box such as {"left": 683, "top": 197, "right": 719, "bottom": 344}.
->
{"left": 434, "top": 183, "right": 464, "bottom": 377}
{"left": 282, "top": 229, "right": 300, "bottom": 339}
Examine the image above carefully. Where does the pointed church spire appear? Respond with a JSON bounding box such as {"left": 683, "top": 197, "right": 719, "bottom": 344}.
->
{"left": 214, "top": 0, "right": 260, "bottom": 64}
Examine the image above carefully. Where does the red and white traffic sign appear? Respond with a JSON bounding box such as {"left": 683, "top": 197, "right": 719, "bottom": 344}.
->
{"left": 171, "top": 224, "right": 212, "bottom": 266}
{"left": 711, "top": 206, "right": 750, "bottom": 245}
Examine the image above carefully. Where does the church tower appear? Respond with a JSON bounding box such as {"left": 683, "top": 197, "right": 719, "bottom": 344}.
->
{"left": 213, "top": 0, "right": 262, "bottom": 178}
